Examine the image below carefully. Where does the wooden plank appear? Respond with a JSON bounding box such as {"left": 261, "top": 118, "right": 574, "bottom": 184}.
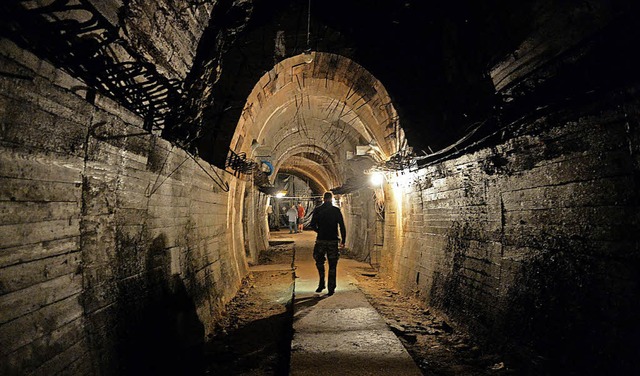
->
{"left": 1, "top": 316, "right": 86, "bottom": 375}
{"left": 0, "top": 77, "right": 92, "bottom": 126}
{"left": 0, "top": 274, "right": 82, "bottom": 325}
{"left": 0, "top": 251, "right": 81, "bottom": 294}
{"left": 0, "top": 178, "right": 80, "bottom": 202}
{"left": 0, "top": 150, "right": 82, "bottom": 182}
{"left": 0, "top": 237, "right": 79, "bottom": 267}
{"left": 0, "top": 292, "right": 83, "bottom": 355}
{"left": 0, "top": 96, "right": 87, "bottom": 157}
{"left": 0, "top": 219, "right": 80, "bottom": 249}
{"left": 0, "top": 201, "right": 79, "bottom": 225}
{"left": 31, "top": 339, "right": 90, "bottom": 376}
{"left": 501, "top": 175, "right": 636, "bottom": 211}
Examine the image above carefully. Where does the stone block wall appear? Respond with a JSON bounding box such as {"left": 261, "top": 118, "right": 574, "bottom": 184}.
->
{"left": 0, "top": 39, "right": 248, "bottom": 375}
{"left": 343, "top": 189, "right": 379, "bottom": 263}
{"left": 381, "top": 96, "right": 640, "bottom": 372}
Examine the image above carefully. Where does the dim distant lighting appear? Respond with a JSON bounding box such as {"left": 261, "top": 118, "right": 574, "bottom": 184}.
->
{"left": 275, "top": 191, "right": 286, "bottom": 198}
{"left": 370, "top": 172, "right": 384, "bottom": 186}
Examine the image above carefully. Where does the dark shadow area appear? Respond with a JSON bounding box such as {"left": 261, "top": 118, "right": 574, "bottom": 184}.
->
{"left": 294, "top": 296, "right": 325, "bottom": 310}
{"left": 204, "top": 308, "right": 293, "bottom": 375}
{"left": 258, "top": 243, "right": 295, "bottom": 265}
{"left": 502, "top": 250, "right": 640, "bottom": 375}
{"left": 430, "top": 222, "right": 640, "bottom": 375}
{"left": 292, "top": 296, "right": 325, "bottom": 323}
{"left": 204, "top": 240, "right": 295, "bottom": 375}
{"left": 113, "top": 234, "right": 206, "bottom": 376}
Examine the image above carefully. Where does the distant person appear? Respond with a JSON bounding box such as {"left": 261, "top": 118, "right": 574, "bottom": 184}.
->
{"left": 286, "top": 205, "right": 298, "bottom": 234}
{"left": 309, "top": 192, "right": 346, "bottom": 296}
{"left": 297, "top": 202, "right": 305, "bottom": 233}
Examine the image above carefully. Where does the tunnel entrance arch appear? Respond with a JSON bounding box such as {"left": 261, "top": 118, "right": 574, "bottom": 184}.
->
{"left": 233, "top": 52, "right": 405, "bottom": 263}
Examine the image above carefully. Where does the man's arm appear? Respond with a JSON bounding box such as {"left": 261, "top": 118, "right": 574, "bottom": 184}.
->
{"left": 337, "top": 209, "right": 346, "bottom": 245}
{"left": 309, "top": 208, "right": 318, "bottom": 232}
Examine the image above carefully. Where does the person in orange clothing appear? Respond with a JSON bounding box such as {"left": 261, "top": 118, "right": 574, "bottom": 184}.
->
{"left": 297, "top": 202, "right": 305, "bottom": 233}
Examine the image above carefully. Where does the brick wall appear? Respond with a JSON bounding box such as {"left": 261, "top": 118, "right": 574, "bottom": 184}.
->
{"left": 0, "top": 39, "right": 248, "bottom": 375}
{"left": 381, "top": 95, "right": 640, "bottom": 372}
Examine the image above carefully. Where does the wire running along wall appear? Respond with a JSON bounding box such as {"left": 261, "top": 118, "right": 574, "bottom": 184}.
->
{"left": 0, "top": 0, "right": 187, "bottom": 133}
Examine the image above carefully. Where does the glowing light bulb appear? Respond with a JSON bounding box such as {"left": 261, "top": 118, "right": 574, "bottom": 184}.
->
{"left": 370, "top": 172, "right": 384, "bottom": 186}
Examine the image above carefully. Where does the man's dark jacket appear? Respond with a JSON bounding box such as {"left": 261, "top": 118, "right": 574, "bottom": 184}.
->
{"left": 309, "top": 202, "right": 346, "bottom": 243}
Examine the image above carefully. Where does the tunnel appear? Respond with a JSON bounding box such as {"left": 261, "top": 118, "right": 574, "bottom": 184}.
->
{"left": 0, "top": 0, "right": 639, "bottom": 375}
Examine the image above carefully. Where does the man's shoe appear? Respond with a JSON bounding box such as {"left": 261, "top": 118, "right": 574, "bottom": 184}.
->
{"left": 327, "top": 290, "right": 335, "bottom": 296}
{"left": 315, "top": 285, "right": 325, "bottom": 293}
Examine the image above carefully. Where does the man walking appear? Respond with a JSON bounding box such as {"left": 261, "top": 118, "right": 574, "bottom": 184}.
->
{"left": 286, "top": 205, "right": 298, "bottom": 234}
{"left": 309, "top": 192, "right": 346, "bottom": 296}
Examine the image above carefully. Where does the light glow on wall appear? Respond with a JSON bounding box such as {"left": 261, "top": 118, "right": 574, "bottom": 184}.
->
{"left": 395, "top": 172, "right": 412, "bottom": 188}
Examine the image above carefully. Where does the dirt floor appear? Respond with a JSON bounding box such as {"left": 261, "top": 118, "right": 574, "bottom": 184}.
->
{"left": 204, "top": 243, "right": 295, "bottom": 375}
{"left": 351, "top": 265, "right": 517, "bottom": 376}
{"left": 205, "top": 242, "right": 516, "bottom": 375}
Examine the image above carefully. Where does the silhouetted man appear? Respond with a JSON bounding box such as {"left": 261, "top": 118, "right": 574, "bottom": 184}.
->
{"left": 309, "top": 191, "right": 346, "bottom": 296}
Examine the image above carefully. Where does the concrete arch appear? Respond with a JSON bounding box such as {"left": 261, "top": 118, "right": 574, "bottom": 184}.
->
{"left": 274, "top": 144, "right": 338, "bottom": 175}
{"left": 273, "top": 145, "right": 340, "bottom": 191}
{"left": 230, "top": 52, "right": 405, "bottom": 186}
{"left": 237, "top": 52, "right": 406, "bottom": 265}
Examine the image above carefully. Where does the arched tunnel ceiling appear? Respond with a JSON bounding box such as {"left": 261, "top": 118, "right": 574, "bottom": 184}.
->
{"left": 4, "top": 0, "right": 637, "bottom": 171}
{"left": 266, "top": 144, "right": 339, "bottom": 193}
{"left": 166, "top": 0, "right": 539, "bottom": 167}
{"left": 278, "top": 159, "right": 330, "bottom": 195}
{"left": 230, "top": 52, "right": 402, "bottom": 190}
{"left": 159, "top": 0, "right": 640, "bottom": 171}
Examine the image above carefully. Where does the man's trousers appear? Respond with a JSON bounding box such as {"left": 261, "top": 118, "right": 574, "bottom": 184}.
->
{"left": 313, "top": 240, "right": 340, "bottom": 291}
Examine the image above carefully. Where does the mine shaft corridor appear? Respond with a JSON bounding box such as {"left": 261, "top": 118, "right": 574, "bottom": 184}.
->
{"left": 207, "top": 230, "right": 504, "bottom": 375}
{"left": 1, "top": 1, "right": 639, "bottom": 375}
{"left": 205, "top": 230, "right": 424, "bottom": 375}
{"left": 279, "top": 231, "right": 421, "bottom": 375}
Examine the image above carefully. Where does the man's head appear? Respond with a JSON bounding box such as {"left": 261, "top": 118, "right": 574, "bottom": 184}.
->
{"left": 323, "top": 191, "right": 333, "bottom": 202}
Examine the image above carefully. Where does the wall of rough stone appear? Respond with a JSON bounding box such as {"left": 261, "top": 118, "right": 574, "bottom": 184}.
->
{"left": 380, "top": 95, "right": 640, "bottom": 372}
{"left": 343, "top": 189, "right": 380, "bottom": 264}
{"left": 89, "top": 0, "right": 215, "bottom": 80}
{"left": 0, "top": 39, "right": 248, "bottom": 375}
{"left": 243, "top": 186, "right": 270, "bottom": 264}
